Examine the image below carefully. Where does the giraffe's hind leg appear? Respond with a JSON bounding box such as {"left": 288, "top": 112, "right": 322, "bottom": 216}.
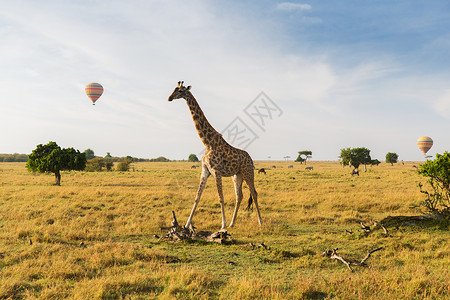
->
{"left": 185, "top": 166, "right": 210, "bottom": 230}
{"left": 229, "top": 173, "right": 244, "bottom": 228}
{"left": 244, "top": 174, "right": 262, "bottom": 226}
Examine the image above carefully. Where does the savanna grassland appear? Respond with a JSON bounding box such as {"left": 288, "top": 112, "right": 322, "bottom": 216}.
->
{"left": 0, "top": 161, "right": 448, "bottom": 299}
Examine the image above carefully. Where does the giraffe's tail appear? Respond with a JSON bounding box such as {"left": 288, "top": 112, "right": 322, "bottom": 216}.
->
{"left": 246, "top": 195, "right": 253, "bottom": 210}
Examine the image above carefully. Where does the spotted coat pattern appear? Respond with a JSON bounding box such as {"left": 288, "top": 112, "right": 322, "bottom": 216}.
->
{"left": 168, "top": 81, "right": 262, "bottom": 230}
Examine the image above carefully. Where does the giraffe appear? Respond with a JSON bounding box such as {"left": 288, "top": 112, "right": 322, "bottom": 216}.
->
{"left": 168, "top": 81, "right": 262, "bottom": 231}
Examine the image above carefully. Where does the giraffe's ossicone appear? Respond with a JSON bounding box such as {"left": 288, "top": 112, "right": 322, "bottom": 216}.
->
{"left": 168, "top": 81, "right": 262, "bottom": 230}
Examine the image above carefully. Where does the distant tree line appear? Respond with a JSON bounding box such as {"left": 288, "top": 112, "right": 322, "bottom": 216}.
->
{"left": 0, "top": 151, "right": 170, "bottom": 163}
{"left": 83, "top": 149, "right": 170, "bottom": 163}
{"left": 0, "top": 153, "right": 29, "bottom": 162}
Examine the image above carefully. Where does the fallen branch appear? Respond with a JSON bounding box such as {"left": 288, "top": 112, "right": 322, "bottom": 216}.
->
{"left": 354, "top": 221, "right": 390, "bottom": 236}
{"left": 322, "top": 247, "right": 383, "bottom": 272}
{"left": 249, "top": 242, "right": 270, "bottom": 250}
{"left": 373, "top": 221, "right": 389, "bottom": 236}
{"left": 360, "top": 222, "right": 371, "bottom": 233}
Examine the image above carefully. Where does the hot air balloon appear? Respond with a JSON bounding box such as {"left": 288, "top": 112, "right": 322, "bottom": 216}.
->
{"left": 417, "top": 136, "right": 433, "bottom": 155}
{"left": 85, "top": 83, "right": 103, "bottom": 105}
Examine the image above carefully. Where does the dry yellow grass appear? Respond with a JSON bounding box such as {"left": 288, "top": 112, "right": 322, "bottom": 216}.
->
{"left": 0, "top": 161, "right": 448, "bottom": 299}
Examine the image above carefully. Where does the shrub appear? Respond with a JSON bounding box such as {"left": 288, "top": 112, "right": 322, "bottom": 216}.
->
{"left": 105, "top": 160, "right": 114, "bottom": 171}
{"left": 418, "top": 151, "right": 450, "bottom": 218}
{"left": 85, "top": 157, "right": 106, "bottom": 172}
{"left": 116, "top": 160, "right": 132, "bottom": 171}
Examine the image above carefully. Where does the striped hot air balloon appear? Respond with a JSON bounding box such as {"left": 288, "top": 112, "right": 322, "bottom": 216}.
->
{"left": 417, "top": 136, "right": 433, "bottom": 155}
{"left": 85, "top": 83, "right": 103, "bottom": 105}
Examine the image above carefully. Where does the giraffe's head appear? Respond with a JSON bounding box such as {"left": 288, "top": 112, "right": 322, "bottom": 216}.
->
{"left": 168, "top": 81, "right": 192, "bottom": 101}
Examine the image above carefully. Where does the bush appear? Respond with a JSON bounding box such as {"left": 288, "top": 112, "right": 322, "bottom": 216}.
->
{"left": 105, "top": 160, "right": 114, "bottom": 171}
{"left": 85, "top": 157, "right": 106, "bottom": 172}
{"left": 370, "top": 159, "right": 381, "bottom": 166}
{"left": 116, "top": 160, "right": 132, "bottom": 171}
{"left": 418, "top": 151, "right": 450, "bottom": 218}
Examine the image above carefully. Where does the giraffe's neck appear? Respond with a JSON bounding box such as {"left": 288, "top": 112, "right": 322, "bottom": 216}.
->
{"left": 184, "top": 92, "right": 222, "bottom": 148}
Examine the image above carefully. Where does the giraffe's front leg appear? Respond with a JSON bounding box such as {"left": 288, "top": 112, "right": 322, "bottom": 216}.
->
{"left": 185, "top": 167, "right": 210, "bottom": 231}
{"left": 214, "top": 173, "right": 227, "bottom": 231}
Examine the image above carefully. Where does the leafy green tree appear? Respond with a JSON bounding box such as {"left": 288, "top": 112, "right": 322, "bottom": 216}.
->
{"left": 418, "top": 152, "right": 450, "bottom": 218}
{"left": 26, "top": 141, "right": 86, "bottom": 185}
{"left": 83, "top": 148, "right": 95, "bottom": 160}
{"left": 339, "top": 148, "right": 352, "bottom": 168}
{"left": 339, "top": 147, "right": 371, "bottom": 171}
{"left": 385, "top": 152, "right": 399, "bottom": 166}
{"left": 296, "top": 150, "right": 312, "bottom": 165}
{"left": 188, "top": 154, "right": 199, "bottom": 162}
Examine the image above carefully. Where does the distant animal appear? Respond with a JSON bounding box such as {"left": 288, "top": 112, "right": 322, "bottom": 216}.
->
{"left": 305, "top": 166, "right": 313, "bottom": 170}
{"left": 258, "top": 168, "right": 266, "bottom": 174}
{"left": 191, "top": 165, "right": 197, "bottom": 169}
{"left": 271, "top": 165, "right": 276, "bottom": 169}
{"left": 352, "top": 169, "right": 359, "bottom": 176}
{"left": 288, "top": 165, "right": 293, "bottom": 169}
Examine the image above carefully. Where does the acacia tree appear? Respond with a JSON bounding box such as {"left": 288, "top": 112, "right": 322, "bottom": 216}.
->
{"left": 385, "top": 152, "right": 399, "bottom": 166}
{"left": 296, "top": 150, "right": 312, "bottom": 165}
{"left": 26, "top": 141, "right": 86, "bottom": 185}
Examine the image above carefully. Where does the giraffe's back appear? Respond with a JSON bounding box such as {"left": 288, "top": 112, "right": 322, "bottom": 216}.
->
{"left": 204, "top": 142, "right": 254, "bottom": 177}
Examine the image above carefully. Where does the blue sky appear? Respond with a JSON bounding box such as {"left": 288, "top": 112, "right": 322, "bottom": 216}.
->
{"left": 1, "top": 0, "right": 449, "bottom": 161}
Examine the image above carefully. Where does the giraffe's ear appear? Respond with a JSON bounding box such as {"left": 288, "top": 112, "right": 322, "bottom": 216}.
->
{"left": 187, "top": 86, "right": 191, "bottom": 90}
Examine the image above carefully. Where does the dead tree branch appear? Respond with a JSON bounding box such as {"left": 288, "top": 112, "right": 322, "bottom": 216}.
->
{"left": 360, "top": 247, "right": 383, "bottom": 265}
{"left": 373, "top": 221, "right": 389, "bottom": 236}
{"left": 322, "top": 247, "right": 383, "bottom": 272}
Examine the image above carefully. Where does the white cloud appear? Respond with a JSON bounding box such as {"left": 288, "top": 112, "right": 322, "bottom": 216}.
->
{"left": 434, "top": 90, "right": 450, "bottom": 118}
{"left": 276, "top": 2, "right": 311, "bottom": 12}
